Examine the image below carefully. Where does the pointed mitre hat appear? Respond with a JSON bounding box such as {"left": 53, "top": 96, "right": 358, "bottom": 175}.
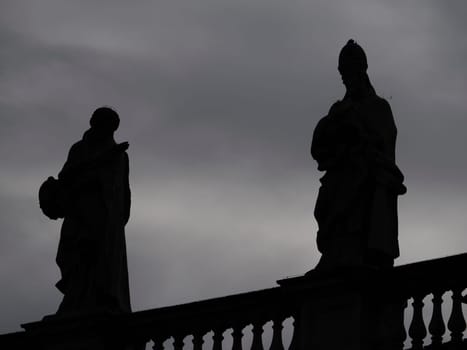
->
{"left": 338, "top": 39, "right": 368, "bottom": 73}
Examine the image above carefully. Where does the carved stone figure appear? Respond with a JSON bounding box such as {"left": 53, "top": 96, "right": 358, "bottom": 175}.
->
{"left": 311, "top": 40, "right": 406, "bottom": 270}
{"left": 54, "top": 107, "right": 131, "bottom": 315}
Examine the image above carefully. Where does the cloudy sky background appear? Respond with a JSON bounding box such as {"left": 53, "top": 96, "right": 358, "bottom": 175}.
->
{"left": 1, "top": 0, "right": 467, "bottom": 333}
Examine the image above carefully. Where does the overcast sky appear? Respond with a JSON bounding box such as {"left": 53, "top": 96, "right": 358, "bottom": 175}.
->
{"left": 1, "top": 0, "right": 467, "bottom": 334}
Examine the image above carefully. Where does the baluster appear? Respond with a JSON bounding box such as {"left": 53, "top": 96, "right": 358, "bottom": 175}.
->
{"left": 396, "top": 299, "right": 408, "bottom": 350}
{"left": 152, "top": 337, "right": 166, "bottom": 350}
{"left": 174, "top": 334, "right": 185, "bottom": 350}
{"left": 398, "top": 301, "right": 408, "bottom": 350}
{"left": 250, "top": 321, "right": 264, "bottom": 350}
{"left": 269, "top": 317, "right": 284, "bottom": 350}
{"left": 408, "top": 294, "right": 427, "bottom": 350}
{"left": 447, "top": 287, "right": 466, "bottom": 344}
{"left": 231, "top": 325, "right": 244, "bottom": 350}
{"left": 193, "top": 332, "right": 205, "bottom": 350}
{"left": 213, "top": 328, "right": 225, "bottom": 350}
{"left": 428, "top": 290, "right": 446, "bottom": 348}
{"left": 288, "top": 316, "right": 299, "bottom": 350}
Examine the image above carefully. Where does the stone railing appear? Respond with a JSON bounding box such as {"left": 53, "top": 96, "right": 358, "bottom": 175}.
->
{"left": 389, "top": 253, "right": 467, "bottom": 349}
{"left": 1, "top": 253, "right": 466, "bottom": 350}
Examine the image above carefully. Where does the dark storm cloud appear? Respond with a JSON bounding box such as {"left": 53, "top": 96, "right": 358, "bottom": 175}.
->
{"left": 1, "top": 0, "right": 467, "bottom": 333}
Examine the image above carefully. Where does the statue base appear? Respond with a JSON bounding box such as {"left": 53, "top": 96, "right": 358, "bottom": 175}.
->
{"left": 22, "top": 311, "right": 138, "bottom": 350}
{"left": 278, "top": 266, "right": 406, "bottom": 350}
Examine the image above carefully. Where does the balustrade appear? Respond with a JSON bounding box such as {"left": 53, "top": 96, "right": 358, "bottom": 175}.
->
{"left": 0, "top": 253, "right": 465, "bottom": 350}
{"left": 395, "top": 254, "right": 466, "bottom": 349}
{"left": 403, "top": 288, "right": 467, "bottom": 350}
{"left": 145, "top": 318, "right": 293, "bottom": 350}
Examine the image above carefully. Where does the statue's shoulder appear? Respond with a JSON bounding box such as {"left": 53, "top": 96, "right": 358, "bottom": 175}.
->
{"left": 70, "top": 140, "right": 84, "bottom": 151}
{"left": 370, "top": 95, "right": 393, "bottom": 113}
{"left": 66, "top": 140, "right": 86, "bottom": 160}
{"left": 328, "top": 99, "right": 344, "bottom": 115}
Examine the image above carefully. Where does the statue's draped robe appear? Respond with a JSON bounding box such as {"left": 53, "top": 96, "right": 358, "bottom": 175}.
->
{"left": 56, "top": 130, "right": 131, "bottom": 314}
{"left": 311, "top": 93, "right": 405, "bottom": 268}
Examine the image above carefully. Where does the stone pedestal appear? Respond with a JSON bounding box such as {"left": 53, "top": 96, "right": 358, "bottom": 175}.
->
{"left": 21, "top": 312, "right": 142, "bottom": 350}
{"left": 300, "top": 290, "right": 369, "bottom": 350}
{"left": 278, "top": 267, "right": 406, "bottom": 350}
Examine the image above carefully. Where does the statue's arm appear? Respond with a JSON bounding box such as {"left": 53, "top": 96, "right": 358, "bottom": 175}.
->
{"left": 58, "top": 142, "right": 82, "bottom": 181}
{"left": 370, "top": 98, "right": 397, "bottom": 162}
{"left": 311, "top": 116, "right": 335, "bottom": 171}
{"left": 311, "top": 102, "right": 358, "bottom": 171}
{"left": 123, "top": 152, "right": 131, "bottom": 225}
{"left": 369, "top": 98, "right": 406, "bottom": 194}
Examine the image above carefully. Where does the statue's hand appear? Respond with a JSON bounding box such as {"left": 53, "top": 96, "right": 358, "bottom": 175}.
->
{"left": 115, "top": 142, "right": 129, "bottom": 152}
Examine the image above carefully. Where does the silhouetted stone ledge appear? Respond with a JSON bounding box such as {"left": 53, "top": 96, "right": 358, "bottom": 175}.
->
{"left": 23, "top": 310, "right": 120, "bottom": 332}
{"left": 1, "top": 254, "right": 466, "bottom": 349}
{"left": 279, "top": 253, "right": 467, "bottom": 293}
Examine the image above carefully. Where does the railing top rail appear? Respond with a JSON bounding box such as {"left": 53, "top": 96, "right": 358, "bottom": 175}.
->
{"left": 127, "top": 286, "right": 290, "bottom": 327}
{"left": 278, "top": 253, "right": 467, "bottom": 296}
{"left": 388, "top": 253, "right": 467, "bottom": 293}
{"left": 120, "top": 253, "right": 466, "bottom": 332}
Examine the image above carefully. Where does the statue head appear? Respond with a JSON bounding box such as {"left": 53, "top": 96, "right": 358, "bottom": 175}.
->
{"left": 90, "top": 107, "right": 120, "bottom": 135}
{"left": 338, "top": 40, "right": 373, "bottom": 97}
{"left": 338, "top": 39, "right": 368, "bottom": 74}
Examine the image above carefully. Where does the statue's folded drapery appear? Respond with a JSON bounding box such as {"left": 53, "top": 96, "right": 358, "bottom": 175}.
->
{"left": 312, "top": 93, "right": 406, "bottom": 268}
{"left": 55, "top": 126, "right": 131, "bottom": 315}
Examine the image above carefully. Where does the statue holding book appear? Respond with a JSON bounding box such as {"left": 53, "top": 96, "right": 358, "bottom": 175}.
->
{"left": 40, "top": 107, "right": 132, "bottom": 315}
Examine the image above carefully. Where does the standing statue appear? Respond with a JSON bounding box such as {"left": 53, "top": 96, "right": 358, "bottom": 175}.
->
{"left": 40, "top": 107, "right": 132, "bottom": 315}
{"left": 311, "top": 40, "right": 406, "bottom": 270}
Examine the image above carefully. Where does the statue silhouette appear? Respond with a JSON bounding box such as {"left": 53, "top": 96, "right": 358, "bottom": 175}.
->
{"left": 41, "top": 107, "right": 132, "bottom": 316}
{"left": 311, "top": 40, "right": 406, "bottom": 270}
